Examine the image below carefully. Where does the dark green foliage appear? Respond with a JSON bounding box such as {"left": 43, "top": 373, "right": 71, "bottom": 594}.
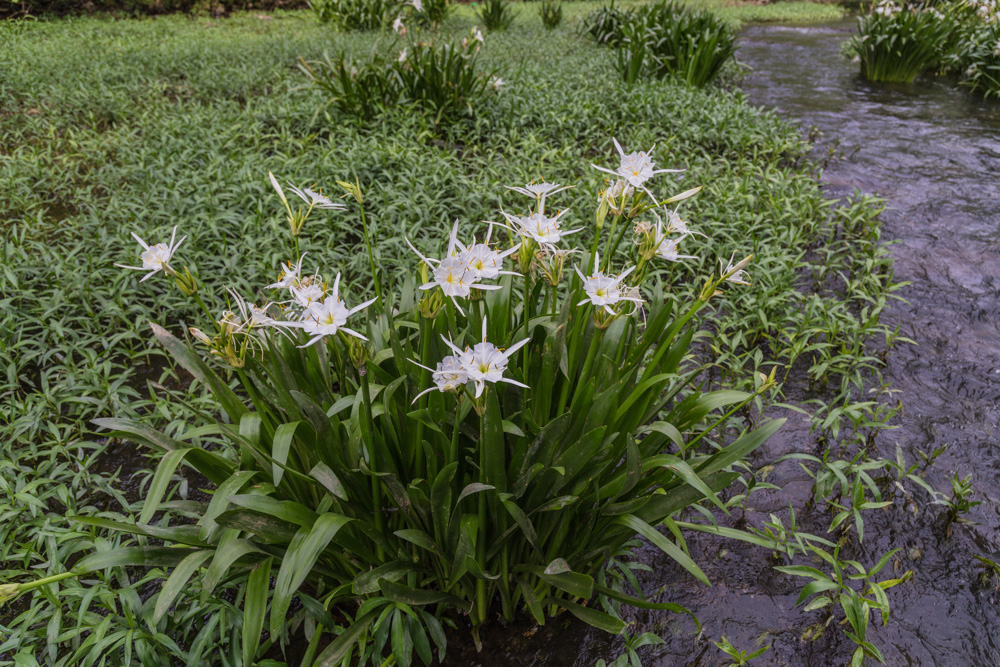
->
{"left": 959, "top": 24, "right": 1000, "bottom": 97}
{"left": 302, "top": 36, "right": 495, "bottom": 122}
{"left": 539, "top": 0, "right": 562, "bottom": 29}
{"left": 417, "top": 0, "right": 452, "bottom": 26}
{"left": 310, "top": 0, "right": 401, "bottom": 30}
{"left": 477, "top": 0, "right": 517, "bottom": 31}
{"left": 0, "top": 0, "right": 300, "bottom": 17}
{"left": 581, "top": 1, "right": 631, "bottom": 45}
{"left": 848, "top": 8, "right": 958, "bottom": 83}
{"left": 587, "top": 1, "right": 738, "bottom": 86}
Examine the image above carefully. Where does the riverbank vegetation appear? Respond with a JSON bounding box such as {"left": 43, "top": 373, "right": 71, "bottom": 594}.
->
{"left": 0, "top": 3, "right": 948, "bottom": 665}
{"left": 847, "top": 0, "right": 1000, "bottom": 97}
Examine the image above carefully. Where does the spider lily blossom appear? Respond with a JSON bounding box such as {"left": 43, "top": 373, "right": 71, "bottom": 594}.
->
{"left": 287, "top": 184, "right": 346, "bottom": 211}
{"left": 591, "top": 138, "right": 684, "bottom": 203}
{"left": 393, "top": 16, "right": 406, "bottom": 34}
{"left": 409, "top": 355, "right": 468, "bottom": 402}
{"left": 501, "top": 209, "right": 582, "bottom": 249}
{"left": 267, "top": 254, "right": 308, "bottom": 290}
{"left": 651, "top": 212, "right": 698, "bottom": 263}
{"left": 505, "top": 182, "right": 573, "bottom": 214}
{"left": 299, "top": 273, "right": 376, "bottom": 347}
{"left": 115, "top": 226, "right": 186, "bottom": 282}
{"left": 574, "top": 253, "right": 643, "bottom": 316}
{"left": 441, "top": 317, "right": 530, "bottom": 399}
{"left": 654, "top": 208, "right": 705, "bottom": 238}
{"left": 719, "top": 252, "right": 753, "bottom": 286}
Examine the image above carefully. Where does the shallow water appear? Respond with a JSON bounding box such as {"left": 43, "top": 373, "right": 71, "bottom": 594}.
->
{"left": 493, "top": 20, "right": 1000, "bottom": 667}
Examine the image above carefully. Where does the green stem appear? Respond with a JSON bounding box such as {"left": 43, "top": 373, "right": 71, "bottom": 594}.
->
{"left": 293, "top": 234, "right": 300, "bottom": 264}
{"left": 192, "top": 291, "right": 216, "bottom": 330}
{"left": 578, "top": 323, "right": 604, "bottom": 387}
{"left": 358, "top": 201, "right": 383, "bottom": 308}
{"left": 605, "top": 216, "right": 631, "bottom": 271}
{"left": 359, "top": 364, "right": 385, "bottom": 561}
{"left": 414, "top": 317, "right": 433, "bottom": 480}
{"left": 476, "top": 412, "right": 488, "bottom": 624}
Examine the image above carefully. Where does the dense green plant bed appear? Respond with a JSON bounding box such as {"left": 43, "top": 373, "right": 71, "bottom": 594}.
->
{"left": 0, "top": 6, "right": 911, "bottom": 666}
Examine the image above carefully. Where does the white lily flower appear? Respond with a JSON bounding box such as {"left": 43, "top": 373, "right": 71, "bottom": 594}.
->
{"left": 393, "top": 16, "right": 406, "bottom": 33}
{"left": 115, "top": 226, "right": 186, "bottom": 282}
{"left": 441, "top": 317, "right": 530, "bottom": 399}
{"left": 501, "top": 209, "right": 582, "bottom": 249}
{"left": 654, "top": 208, "right": 704, "bottom": 238}
{"left": 287, "top": 183, "right": 346, "bottom": 211}
{"left": 591, "top": 138, "right": 684, "bottom": 202}
{"left": 225, "top": 287, "right": 301, "bottom": 341}
{"left": 574, "top": 253, "right": 643, "bottom": 316}
{"left": 267, "top": 254, "right": 308, "bottom": 290}
{"left": 650, "top": 211, "right": 698, "bottom": 263}
{"left": 406, "top": 225, "right": 506, "bottom": 314}
{"left": 472, "top": 26, "right": 484, "bottom": 44}
{"left": 410, "top": 0, "right": 422, "bottom": 10}
{"left": 398, "top": 48, "right": 408, "bottom": 63}
{"left": 291, "top": 282, "right": 326, "bottom": 309}
{"left": 299, "top": 273, "right": 376, "bottom": 347}
{"left": 410, "top": 355, "right": 468, "bottom": 402}
{"left": 719, "top": 251, "right": 753, "bottom": 286}
{"left": 489, "top": 76, "right": 504, "bottom": 91}
{"left": 460, "top": 228, "right": 520, "bottom": 281}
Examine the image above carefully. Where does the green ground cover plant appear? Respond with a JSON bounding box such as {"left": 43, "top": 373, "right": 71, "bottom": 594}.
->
{"left": 0, "top": 5, "right": 914, "bottom": 665}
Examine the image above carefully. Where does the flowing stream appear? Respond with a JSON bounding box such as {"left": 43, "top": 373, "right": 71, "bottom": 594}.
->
{"left": 468, "top": 19, "right": 1000, "bottom": 667}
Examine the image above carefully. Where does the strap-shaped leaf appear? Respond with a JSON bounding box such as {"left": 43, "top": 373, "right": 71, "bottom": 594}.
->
{"left": 313, "top": 608, "right": 380, "bottom": 667}
{"left": 150, "top": 322, "right": 247, "bottom": 422}
{"left": 615, "top": 514, "right": 708, "bottom": 585}
{"left": 72, "top": 516, "right": 208, "bottom": 548}
{"left": 594, "top": 583, "right": 700, "bottom": 630}
{"left": 695, "top": 419, "right": 785, "bottom": 477}
{"left": 74, "top": 547, "right": 196, "bottom": 573}
{"left": 269, "top": 513, "right": 352, "bottom": 641}
{"left": 547, "top": 598, "right": 625, "bottom": 635}
{"left": 139, "top": 448, "right": 191, "bottom": 525}
{"left": 272, "top": 421, "right": 307, "bottom": 488}
{"left": 150, "top": 550, "right": 211, "bottom": 627}
{"left": 310, "top": 462, "right": 349, "bottom": 501}
{"left": 518, "top": 564, "right": 593, "bottom": 598}
{"left": 243, "top": 557, "right": 273, "bottom": 667}
{"left": 378, "top": 579, "right": 469, "bottom": 609}
{"left": 353, "top": 561, "right": 417, "bottom": 596}
{"left": 200, "top": 470, "right": 258, "bottom": 541}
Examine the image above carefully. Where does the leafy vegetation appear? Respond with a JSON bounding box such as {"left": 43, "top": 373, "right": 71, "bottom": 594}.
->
{"left": 608, "top": 0, "right": 737, "bottom": 86}
{"left": 0, "top": 4, "right": 935, "bottom": 666}
{"left": 846, "top": 0, "right": 1000, "bottom": 96}
{"left": 539, "top": 0, "right": 563, "bottom": 29}
{"left": 476, "top": 0, "right": 517, "bottom": 31}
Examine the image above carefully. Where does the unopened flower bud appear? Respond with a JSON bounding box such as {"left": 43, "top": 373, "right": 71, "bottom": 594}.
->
{"left": 174, "top": 266, "right": 199, "bottom": 296}
{"left": 189, "top": 327, "right": 212, "bottom": 345}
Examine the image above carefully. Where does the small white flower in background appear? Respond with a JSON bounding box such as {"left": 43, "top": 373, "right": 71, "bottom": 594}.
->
{"left": 591, "top": 138, "right": 684, "bottom": 202}
{"left": 287, "top": 183, "right": 347, "bottom": 211}
{"left": 410, "top": 355, "right": 468, "bottom": 402}
{"left": 299, "top": 273, "right": 376, "bottom": 347}
{"left": 410, "top": 0, "right": 422, "bottom": 11}
{"left": 654, "top": 236, "right": 696, "bottom": 263}
{"left": 225, "top": 287, "right": 301, "bottom": 338}
{"left": 398, "top": 48, "right": 408, "bottom": 63}
{"left": 719, "top": 251, "right": 753, "bottom": 286}
{"left": 489, "top": 76, "right": 504, "bottom": 92}
{"left": 443, "top": 317, "right": 530, "bottom": 399}
{"left": 993, "top": 40, "right": 1000, "bottom": 56}
{"left": 115, "top": 226, "right": 186, "bottom": 282}
{"left": 654, "top": 208, "right": 704, "bottom": 238}
{"left": 267, "top": 253, "right": 308, "bottom": 290}
{"left": 506, "top": 182, "right": 572, "bottom": 200}
{"left": 506, "top": 181, "right": 573, "bottom": 214}
{"left": 472, "top": 26, "right": 485, "bottom": 44}
{"left": 574, "top": 252, "right": 643, "bottom": 315}
{"left": 501, "top": 209, "right": 582, "bottom": 249}
{"left": 393, "top": 15, "right": 406, "bottom": 33}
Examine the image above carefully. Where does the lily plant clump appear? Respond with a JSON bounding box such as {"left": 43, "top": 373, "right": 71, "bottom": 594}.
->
{"left": 301, "top": 25, "right": 501, "bottom": 123}
{"left": 4, "top": 140, "right": 784, "bottom": 667}
{"left": 848, "top": 0, "right": 1000, "bottom": 93}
